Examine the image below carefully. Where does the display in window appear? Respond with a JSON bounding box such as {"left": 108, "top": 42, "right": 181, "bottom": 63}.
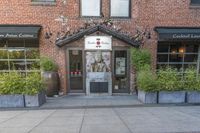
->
{"left": 115, "top": 57, "right": 126, "bottom": 75}
{"left": 86, "top": 51, "right": 111, "bottom": 72}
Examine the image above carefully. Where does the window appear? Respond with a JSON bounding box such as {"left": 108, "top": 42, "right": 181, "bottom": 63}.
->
{"left": 157, "top": 42, "right": 199, "bottom": 74}
{"left": 110, "top": 0, "right": 130, "bottom": 17}
{"left": 81, "top": 0, "right": 101, "bottom": 17}
{"left": 32, "top": 0, "right": 55, "bottom": 2}
{"left": 191, "top": 0, "right": 200, "bottom": 5}
{"left": 0, "top": 40, "right": 40, "bottom": 76}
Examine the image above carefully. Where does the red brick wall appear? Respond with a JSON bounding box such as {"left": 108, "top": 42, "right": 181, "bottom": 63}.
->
{"left": 0, "top": 0, "right": 200, "bottom": 93}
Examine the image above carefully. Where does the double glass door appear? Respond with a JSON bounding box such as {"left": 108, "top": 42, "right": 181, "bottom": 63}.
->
{"left": 68, "top": 49, "right": 129, "bottom": 94}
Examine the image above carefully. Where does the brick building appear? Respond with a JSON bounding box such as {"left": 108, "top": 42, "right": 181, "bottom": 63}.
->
{"left": 0, "top": 0, "right": 200, "bottom": 95}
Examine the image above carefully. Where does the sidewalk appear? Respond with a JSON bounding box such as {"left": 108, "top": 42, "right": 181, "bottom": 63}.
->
{"left": 40, "top": 95, "right": 142, "bottom": 109}
{"left": 1, "top": 106, "right": 200, "bottom": 133}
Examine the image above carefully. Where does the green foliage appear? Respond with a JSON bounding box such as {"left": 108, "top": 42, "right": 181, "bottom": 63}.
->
{"left": 131, "top": 48, "right": 151, "bottom": 71}
{"left": 24, "top": 72, "right": 44, "bottom": 95}
{"left": 184, "top": 67, "right": 200, "bottom": 91}
{"left": 40, "top": 57, "right": 58, "bottom": 72}
{"left": 0, "top": 72, "right": 25, "bottom": 95}
{"left": 137, "top": 70, "right": 158, "bottom": 92}
{"left": 157, "top": 67, "right": 182, "bottom": 91}
{"left": 0, "top": 72, "right": 44, "bottom": 95}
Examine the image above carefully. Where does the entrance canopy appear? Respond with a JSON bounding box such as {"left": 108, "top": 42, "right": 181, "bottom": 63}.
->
{"left": 155, "top": 27, "right": 200, "bottom": 41}
{"left": 0, "top": 25, "right": 41, "bottom": 40}
{"left": 56, "top": 25, "right": 140, "bottom": 47}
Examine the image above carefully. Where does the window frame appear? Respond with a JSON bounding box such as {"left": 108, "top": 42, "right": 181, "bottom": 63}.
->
{"left": 31, "top": 0, "right": 56, "bottom": 6}
{"left": 156, "top": 41, "right": 200, "bottom": 74}
{"left": 80, "top": 0, "right": 102, "bottom": 18}
{"left": 109, "top": 0, "right": 131, "bottom": 19}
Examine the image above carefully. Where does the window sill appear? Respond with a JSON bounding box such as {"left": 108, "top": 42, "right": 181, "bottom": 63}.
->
{"left": 31, "top": 2, "right": 56, "bottom": 6}
{"left": 189, "top": 5, "right": 200, "bottom": 9}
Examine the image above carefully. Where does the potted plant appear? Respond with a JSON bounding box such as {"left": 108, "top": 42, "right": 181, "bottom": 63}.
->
{"left": 24, "top": 72, "right": 46, "bottom": 107}
{"left": 137, "top": 67, "right": 158, "bottom": 103}
{"left": 0, "top": 72, "right": 25, "bottom": 108}
{"left": 184, "top": 67, "right": 200, "bottom": 103}
{"left": 157, "top": 67, "right": 186, "bottom": 104}
{"left": 40, "top": 57, "right": 59, "bottom": 97}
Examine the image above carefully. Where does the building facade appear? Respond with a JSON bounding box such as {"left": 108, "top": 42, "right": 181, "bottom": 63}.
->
{"left": 0, "top": 0, "right": 200, "bottom": 95}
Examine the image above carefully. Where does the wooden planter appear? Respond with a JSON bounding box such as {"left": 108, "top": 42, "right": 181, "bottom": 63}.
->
{"left": 42, "top": 71, "right": 59, "bottom": 97}
{"left": 0, "top": 95, "right": 24, "bottom": 108}
{"left": 138, "top": 90, "right": 158, "bottom": 104}
{"left": 25, "top": 91, "right": 46, "bottom": 107}
{"left": 159, "top": 91, "right": 186, "bottom": 104}
{"left": 187, "top": 91, "right": 200, "bottom": 103}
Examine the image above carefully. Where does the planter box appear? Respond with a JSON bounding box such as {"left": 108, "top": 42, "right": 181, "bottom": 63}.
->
{"left": 0, "top": 95, "right": 24, "bottom": 108}
{"left": 25, "top": 91, "right": 46, "bottom": 107}
{"left": 187, "top": 91, "right": 200, "bottom": 103}
{"left": 138, "top": 90, "right": 158, "bottom": 104}
{"left": 159, "top": 91, "right": 186, "bottom": 104}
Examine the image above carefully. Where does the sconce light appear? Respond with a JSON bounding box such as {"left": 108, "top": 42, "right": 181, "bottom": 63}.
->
{"left": 179, "top": 47, "right": 185, "bottom": 53}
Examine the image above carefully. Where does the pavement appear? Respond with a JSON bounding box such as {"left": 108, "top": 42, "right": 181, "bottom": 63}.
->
{"left": 1, "top": 106, "right": 200, "bottom": 133}
{"left": 40, "top": 95, "right": 142, "bottom": 109}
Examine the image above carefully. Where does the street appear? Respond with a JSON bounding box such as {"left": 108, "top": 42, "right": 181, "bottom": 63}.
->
{"left": 0, "top": 106, "right": 200, "bottom": 133}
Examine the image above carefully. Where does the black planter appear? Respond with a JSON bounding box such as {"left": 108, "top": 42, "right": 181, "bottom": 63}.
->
{"left": 42, "top": 71, "right": 59, "bottom": 97}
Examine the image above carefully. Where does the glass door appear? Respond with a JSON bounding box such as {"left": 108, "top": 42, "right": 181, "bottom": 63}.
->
{"left": 68, "top": 50, "right": 84, "bottom": 92}
{"left": 113, "top": 50, "right": 129, "bottom": 93}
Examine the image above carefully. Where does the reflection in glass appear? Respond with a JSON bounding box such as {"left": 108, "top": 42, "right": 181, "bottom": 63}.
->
{"left": 10, "top": 61, "right": 26, "bottom": 70}
{"left": 0, "top": 61, "right": 9, "bottom": 70}
{"left": 157, "top": 54, "right": 168, "bottom": 62}
{"left": 0, "top": 49, "right": 8, "bottom": 59}
{"left": 26, "top": 48, "right": 40, "bottom": 59}
{"left": 26, "top": 61, "right": 40, "bottom": 70}
{"left": 8, "top": 48, "right": 25, "bottom": 59}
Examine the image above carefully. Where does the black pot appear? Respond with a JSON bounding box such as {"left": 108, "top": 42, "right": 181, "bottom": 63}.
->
{"left": 42, "top": 71, "right": 59, "bottom": 97}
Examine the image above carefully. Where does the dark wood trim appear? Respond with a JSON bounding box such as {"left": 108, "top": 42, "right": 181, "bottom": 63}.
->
{"left": 56, "top": 25, "right": 140, "bottom": 47}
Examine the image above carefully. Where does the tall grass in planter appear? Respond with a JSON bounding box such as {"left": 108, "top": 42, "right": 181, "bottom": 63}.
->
{"left": 137, "top": 68, "right": 158, "bottom": 103}
{"left": 157, "top": 67, "right": 186, "bottom": 104}
{"left": 0, "top": 72, "right": 25, "bottom": 107}
{"left": 184, "top": 67, "right": 200, "bottom": 103}
{"left": 24, "top": 72, "right": 46, "bottom": 107}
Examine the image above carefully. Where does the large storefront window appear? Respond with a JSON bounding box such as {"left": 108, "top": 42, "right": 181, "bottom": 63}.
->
{"left": 157, "top": 42, "right": 199, "bottom": 73}
{"left": 0, "top": 39, "right": 40, "bottom": 76}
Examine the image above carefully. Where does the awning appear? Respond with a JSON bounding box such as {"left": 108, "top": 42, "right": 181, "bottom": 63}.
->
{"left": 0, "top": 25, "right": 41, "bottom": 39}
{"left": 155, "top": 27, "right": 200, "bottom": 41}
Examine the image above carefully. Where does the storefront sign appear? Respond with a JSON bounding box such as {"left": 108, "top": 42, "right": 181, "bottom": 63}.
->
{"left": 0, "top": 33, "right": 36, "bottom": 39}
{"left": 85, "top": 36, "right": 112, "bottom": 50}
{"left": 172, "top": 34, "right": 200, "bottom": 39}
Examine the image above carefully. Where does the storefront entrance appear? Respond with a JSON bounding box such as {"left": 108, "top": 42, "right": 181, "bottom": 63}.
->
{"left": 67, "top": 36, "right": 131, "bottom": 95}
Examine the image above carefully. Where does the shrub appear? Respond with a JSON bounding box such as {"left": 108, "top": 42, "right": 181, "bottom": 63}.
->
{"left": 157, "top": 67, "right": 182, "bottom": 91}
{"left": 0, "top": 72, "right": 25, "bottom": 95}
{"left": 24, "top": 72, "right": 44, "bottom": 95}
{"left": 137, "top": 70, "right": 158, "bottom": 92}
{"left": 0, "top": 72, "right": 44, "bottom": 95}
{"left": 184, "top": 67, "right": 200, "bottom": 91}
{"left": 40, "top": 57, "right": 58, "bottom": 72}
{"left": 131, "top": 48, "right": 151, "bottom": 71}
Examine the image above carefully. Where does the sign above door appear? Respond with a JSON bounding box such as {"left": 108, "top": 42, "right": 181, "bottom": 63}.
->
{"left": 85, "top": 36, "right": 112, "bottom": 50}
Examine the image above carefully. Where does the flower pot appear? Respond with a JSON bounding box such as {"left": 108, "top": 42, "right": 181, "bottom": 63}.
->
{"left": 186, "top": 91, "right": 200, "bottom": 103}
{"left": 0, "top": 95, "right": 24, "bottom": 108}
{"left": 25, "top": 91, "right": 46, "bottom": 107}
{"left": 158, "top": 91, "right": 186, "bottom": 104}
{"left": 42, "top": 71, "right": 59, "bottom": 97}
{"left": 138, "top": 90, "right": 158, "bottom": 104}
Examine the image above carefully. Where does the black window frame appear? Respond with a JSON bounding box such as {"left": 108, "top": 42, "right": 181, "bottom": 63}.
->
{"left": 80, "top": 0, "right": 102, "bottom": 18}
{"left": 191, "top": 0, "right": 200, "bottom": 5}
{"left": 109, "top": 0, "right": 131, "bottom": 19}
